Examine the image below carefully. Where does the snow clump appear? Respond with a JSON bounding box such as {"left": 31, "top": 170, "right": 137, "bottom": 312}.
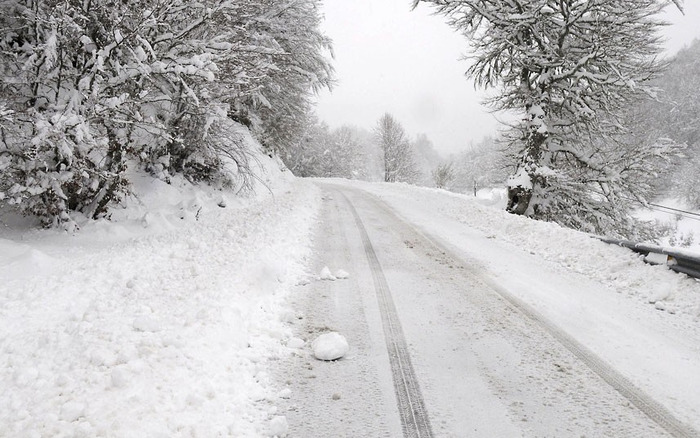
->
{"left": 286, "top": 337, "right": 305, "bottom": 349}
{"left": 312, "top": 332, "right": 349, "bottom": 361}
{"left": 269, "top": 415, "right": 288, "bottom": 437}
{"left": 319, "top": 266, "right": 336, "bottom": 281}
{"left": 335, "top": 269, "right": 350, "bottom": 279}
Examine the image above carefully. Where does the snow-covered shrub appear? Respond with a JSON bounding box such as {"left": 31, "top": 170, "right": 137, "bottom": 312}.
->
{"left": 0, "top": 0, "right": 333, "bottom": 228}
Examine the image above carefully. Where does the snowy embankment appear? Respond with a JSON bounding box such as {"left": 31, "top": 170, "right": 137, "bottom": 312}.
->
{"left": 0, "top": 155, "right": 320, "bottom": 436}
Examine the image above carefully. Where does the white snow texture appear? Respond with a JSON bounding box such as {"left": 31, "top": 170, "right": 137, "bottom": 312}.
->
{"left": 312, "top": 332, "right": 350, "bottom": 361}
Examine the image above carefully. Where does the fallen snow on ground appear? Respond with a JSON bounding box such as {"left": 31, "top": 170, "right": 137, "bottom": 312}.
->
{"left": 336, "top": 180, "right": 700, "bottom": 320}
{"left": 635, "top": 197, "right": 700, "bottom": 253}
{"left": 0, "top": 156, "right": 321, "bottom": 437}
{"left": 322, "top": 179, "right": 700, "bottom": 427}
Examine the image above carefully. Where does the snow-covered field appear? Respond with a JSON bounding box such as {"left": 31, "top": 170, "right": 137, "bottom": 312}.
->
{"left": 635, "top": 197, "right": 700, "bottom": 252}
{"left": 3, "top": 170, "right": 700, "bottom": 436}
{"left": 0, "top": 156, "right": 322, "bottom": 437}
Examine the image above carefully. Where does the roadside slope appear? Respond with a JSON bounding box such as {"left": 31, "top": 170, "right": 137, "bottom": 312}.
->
{"left": 0, "top": 162, "right": 321, "bottom": 437}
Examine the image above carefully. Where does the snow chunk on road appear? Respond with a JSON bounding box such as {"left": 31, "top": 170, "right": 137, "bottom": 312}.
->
{"left": 269, "top": 415, "right": 288, "bottom": 437}
{"left": 312, "top": 332, "right": 349, "bottom": 361}
{"left": 335, "top": 269, "right": 350, "bottom": 279}
{"left": 286, "top": 337, "right": 305, "bottom": 349}
{"left": 320, "top": 266, "right": 336, "bottom": 281}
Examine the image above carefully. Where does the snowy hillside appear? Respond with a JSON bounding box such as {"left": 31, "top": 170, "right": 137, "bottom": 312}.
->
{"left": 0, "top": 148, "right": 322, "bottom": 436}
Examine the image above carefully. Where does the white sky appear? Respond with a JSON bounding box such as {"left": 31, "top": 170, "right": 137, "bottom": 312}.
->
{"left": 314, "top": 1, "right": 700, "bottom": 156}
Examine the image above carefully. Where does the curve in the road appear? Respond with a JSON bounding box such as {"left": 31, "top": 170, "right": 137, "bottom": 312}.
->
{"left": 342, "top": 192, "right": 434, "bottom": 438}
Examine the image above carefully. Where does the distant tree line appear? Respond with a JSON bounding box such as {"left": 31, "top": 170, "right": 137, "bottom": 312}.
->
{"left": 283, "top": 111, "right": 446, "bottom": 185}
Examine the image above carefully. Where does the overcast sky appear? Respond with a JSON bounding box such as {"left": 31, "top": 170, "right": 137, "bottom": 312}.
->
{"left": 314, "top": 1, "right": 700, "bottom": 156}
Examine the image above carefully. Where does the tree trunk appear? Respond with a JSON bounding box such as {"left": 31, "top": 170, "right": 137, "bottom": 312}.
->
{"left": 507, "top": 75, "right": 549, "bottom": 216}
{"left": 506, "top": 126, "right": 548, "bottom": 216}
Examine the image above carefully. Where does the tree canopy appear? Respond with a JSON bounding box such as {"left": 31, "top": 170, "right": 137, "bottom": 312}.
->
{"left": 415, "top": 0, "right": 682, "bottom": 237}
{"left": 0, "top": 0, "right": 333, "bottom": 229}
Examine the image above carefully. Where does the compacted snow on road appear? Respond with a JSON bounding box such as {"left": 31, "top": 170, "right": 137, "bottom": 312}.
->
{"left": 277, "top": 180, "right": 700, "bottom": 438}
{"left": 2, "top": 174, "right": 700, "bottom": 437}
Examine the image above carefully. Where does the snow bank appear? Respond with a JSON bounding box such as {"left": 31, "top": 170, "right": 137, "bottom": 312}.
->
{"left": 0, "top": 149, "right": 321, "bottom": 436}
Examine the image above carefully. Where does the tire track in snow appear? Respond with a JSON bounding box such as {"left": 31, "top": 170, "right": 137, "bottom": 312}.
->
{"left": 354, "top": 189, "right": 699, "bottom": 438}
{"left": 342, "top": 192, "right": 434, "bottom": 438}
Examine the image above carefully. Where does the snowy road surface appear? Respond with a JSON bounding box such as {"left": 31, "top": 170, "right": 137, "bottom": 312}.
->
{"left": 278, "top": 181, "right": 700, "bottom": 437}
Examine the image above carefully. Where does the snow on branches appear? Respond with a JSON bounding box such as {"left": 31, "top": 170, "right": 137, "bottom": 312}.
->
{"left": 375, "top": 113, "right": 421, "bottom": 184}
{"left": 416, "top": 0, "right": 682, "bottom": 238}
{"left": 0, "top": 0, "right": 333, "bottom": 229}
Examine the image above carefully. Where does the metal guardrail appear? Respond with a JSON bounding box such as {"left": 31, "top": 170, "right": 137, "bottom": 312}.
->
{"left": 599, "top": 237, "right": 700, "bottom": 280}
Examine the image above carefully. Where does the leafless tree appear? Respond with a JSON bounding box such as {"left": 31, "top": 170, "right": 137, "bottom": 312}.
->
{"left": 375, "top": 113, "right": 420, "bottom": 183}
{"left": 414, "top": 0, "right": 681, "bottom": 237}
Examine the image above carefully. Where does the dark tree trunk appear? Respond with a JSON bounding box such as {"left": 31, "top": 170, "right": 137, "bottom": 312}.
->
{"left": 506, "top": 130, "right": 548, "bottom": 216}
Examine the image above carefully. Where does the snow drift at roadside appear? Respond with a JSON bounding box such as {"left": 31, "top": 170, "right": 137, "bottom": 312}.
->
{"left": 0, "top": 143, "right": 321, "bottom": 437}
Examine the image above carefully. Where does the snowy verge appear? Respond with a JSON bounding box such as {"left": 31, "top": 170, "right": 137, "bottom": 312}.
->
{"left": 0, "top": 152, "right": 321, "bottom": 436}
{"left": 326, "top": 179, "right": 700, "bottom": 320}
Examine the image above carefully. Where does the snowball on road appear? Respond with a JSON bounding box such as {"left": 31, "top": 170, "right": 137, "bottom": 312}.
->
{"left": 335, "top": 269, "right": 350, "bottom": 279}
{"left": 312, "top": 332, "right": 350, "bottom": 361}
{"left": 268, "top": 415, "right": 288, "bottom": 437}
{"left": 319, "top": 265, "right": 336, "bottom": 280}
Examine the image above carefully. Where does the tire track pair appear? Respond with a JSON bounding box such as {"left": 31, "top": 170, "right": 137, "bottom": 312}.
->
{"left": 342, "top": 192, "right": 434, "bottom": 438}
{"left": 355, "top": 189, "right": 699, "bottom": 438}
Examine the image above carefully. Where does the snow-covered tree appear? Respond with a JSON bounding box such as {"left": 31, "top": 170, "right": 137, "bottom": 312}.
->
{"left": 280, "top": 116, "right": 370, "bottom": 179}
{"left": 235, "top": 0, "right": 334, "bottom": 158}
{"left": 411, "top": 133, "right": 442, "bottom": 186}
{"left": 0, "top": 0, "right": 333, "bottom": 229}
{"left": 452, "top": 136, "right": 511, "bottom": 195}
{"left": 414, "top": 0, "right": 681, "bottom": 237}
{"left": 432, "top": 162, "right": 456, "bottom": 189}
{"left": 628, "top": 39, "right": 700, "bottom": 207}
{"left": 375, "top": 113, "right": 420, "bottom": 183}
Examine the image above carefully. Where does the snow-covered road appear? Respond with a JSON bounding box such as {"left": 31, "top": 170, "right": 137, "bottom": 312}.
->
{"left": 3, "top": 173, "right": 700, "bottom": 437}
{"left": 278, "top": 181, "right": 700, "bottom": 437}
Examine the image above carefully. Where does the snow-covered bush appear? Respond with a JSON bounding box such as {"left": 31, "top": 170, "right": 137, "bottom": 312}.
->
{"left": 0, "top": 0, "right": 333, "bottom": 229}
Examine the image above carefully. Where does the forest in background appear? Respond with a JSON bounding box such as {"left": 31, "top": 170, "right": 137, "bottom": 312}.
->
{"left": 293, "top": 37, "right": 700, "bottom": 206}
